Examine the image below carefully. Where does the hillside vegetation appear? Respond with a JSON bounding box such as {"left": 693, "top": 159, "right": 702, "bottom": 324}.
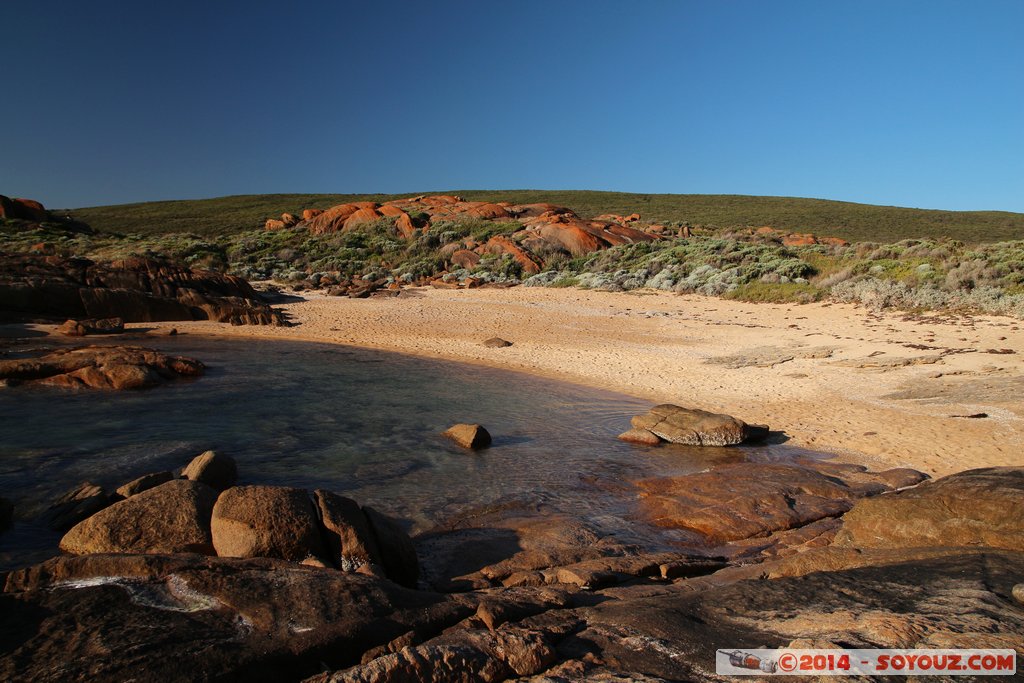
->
{"left": 67, "top": 191, "right": 1024, "bottom": 244}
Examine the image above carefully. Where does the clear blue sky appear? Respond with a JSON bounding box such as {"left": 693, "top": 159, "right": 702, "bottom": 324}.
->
{"left": 2, "top": 1, "right": 1022, "bottom": 211}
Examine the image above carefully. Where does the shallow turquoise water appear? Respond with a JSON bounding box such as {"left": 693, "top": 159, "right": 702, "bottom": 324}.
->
{"left": 0, "top": 334, "right": 818, "bottom": 569}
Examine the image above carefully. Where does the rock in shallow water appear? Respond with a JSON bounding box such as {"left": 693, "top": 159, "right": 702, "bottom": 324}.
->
{"left": 0, "top": 345, "right": 204, "bottom": 390}
{"left": 615, "top": 427, "right": 661, "bottom": 445}
{"left": 629, "top": 404, "right": 768, "bottom": 446}
{"left": 443, "top": 423, "right": 492, "bottom": 449}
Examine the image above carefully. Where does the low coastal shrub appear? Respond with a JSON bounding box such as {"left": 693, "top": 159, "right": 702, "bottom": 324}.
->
{"left": 8, "top": 216, "right": 1024, "bottom": 318}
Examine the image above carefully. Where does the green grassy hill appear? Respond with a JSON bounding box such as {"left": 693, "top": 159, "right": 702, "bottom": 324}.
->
{"left": 66, "top": 190, "right": 1024, "bottom": 244}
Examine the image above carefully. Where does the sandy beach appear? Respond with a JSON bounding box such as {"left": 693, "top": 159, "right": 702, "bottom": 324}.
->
{"left": 119, "top": 286, "right": 1024, "bottom": 478}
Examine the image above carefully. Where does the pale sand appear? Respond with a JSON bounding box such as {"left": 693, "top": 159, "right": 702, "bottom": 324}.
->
{"left": 130, "top": 287, "right": 1023, "bottom": 477}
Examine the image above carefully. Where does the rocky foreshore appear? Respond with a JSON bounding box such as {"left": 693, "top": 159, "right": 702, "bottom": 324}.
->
{"left": 0, "top": 252, "right": 286, "bottom": 326}
{"left": 1, "top": 441, "right": 1021, "bottom": 681}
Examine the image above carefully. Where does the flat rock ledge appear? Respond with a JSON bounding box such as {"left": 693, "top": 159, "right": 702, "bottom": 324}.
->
{"left": 3, "top": 464, "right": 1023, "bottom": 681}
{"left": 0, "top": 345, "right": 205, "bottom": 390}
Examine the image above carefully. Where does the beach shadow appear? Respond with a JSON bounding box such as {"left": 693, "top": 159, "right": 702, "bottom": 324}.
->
{"left": 0, "top": 324, "right": 49, "bottom": 339}
{"left": 415, "top": 527, "right": 522, "bottom": 591}
{"left": 761, "top": 430, "right": 791, "bottom": 445}
{"left": 259, "top": 290, "right": 305, "bottom": 304}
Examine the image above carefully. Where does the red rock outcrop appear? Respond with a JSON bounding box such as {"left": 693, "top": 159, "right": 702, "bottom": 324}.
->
{"left": 295, "top": 195, "right": 664, "bottom": 272}
{"left": 0, "top": 195, "right": 49, "bottom": 222}
{"left": 482, "top": 236, "right": 542, "bottom": 274}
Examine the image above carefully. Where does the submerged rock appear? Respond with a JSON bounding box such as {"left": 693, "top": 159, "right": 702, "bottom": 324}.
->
{"left": 59, "top": 480, "right": 218, "bottom": 555}
{"left": 181, "top": 450, "right": 237, "bottom": 491}
{"left": 629, "top": 404, "right": 768, "bottom": 446}
{"left": 443, "top": 424, "right": 492, "bottom": 449}
{"left": 0, "top": 345, "right": 204, "bottom": 390}
{"left": 616, "top": 427, "right": 661, "bottom": 445}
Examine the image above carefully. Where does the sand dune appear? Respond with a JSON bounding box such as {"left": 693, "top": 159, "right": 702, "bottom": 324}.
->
{"left": 127, "top": 286, "right": 1024, "bottom": 477}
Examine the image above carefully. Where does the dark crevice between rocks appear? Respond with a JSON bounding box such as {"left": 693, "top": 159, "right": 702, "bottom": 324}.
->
{"left": 308, "top": 493, "right": 339, "bottom": 570}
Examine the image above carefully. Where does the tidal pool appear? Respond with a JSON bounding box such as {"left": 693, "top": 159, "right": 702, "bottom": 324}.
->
{"left": 0, "top": 334, "right": 822, "bottom": 570}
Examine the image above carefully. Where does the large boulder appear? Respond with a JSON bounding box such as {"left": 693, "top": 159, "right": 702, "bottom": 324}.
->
{"left": 0, "top": 553, "right": 473, "bottom": 683}
{"left": 181, "top": 450, "right": 237, "bottom": 491}
{"left": 59, "top": 479, "right": 218, "bottom": 555}
{"left": 0, "top": 345, "right": 204, "bottom": 390}
{"left": 628, "top": 404, "right": 768, "bottom": 446}
{"left": 211, "top": 485, "right": 325, "bottom": 562}
{"left": 834, "top": 467, "right": 1024, "bottom": 551}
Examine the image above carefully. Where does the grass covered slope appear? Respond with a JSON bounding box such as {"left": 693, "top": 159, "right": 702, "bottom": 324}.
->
{"left": 68, "top": 191, "right": 1024, "bottom": 243}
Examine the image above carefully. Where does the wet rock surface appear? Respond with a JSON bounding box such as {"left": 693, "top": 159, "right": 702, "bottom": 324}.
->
{"left": 635, "top": 461, "right": 927, "bottom": 545}
{"left": 0, "top": 345, "right": 205, "bottom": 390}
{"left": 0, "top": 253, "right": 285, "bottom": 325}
